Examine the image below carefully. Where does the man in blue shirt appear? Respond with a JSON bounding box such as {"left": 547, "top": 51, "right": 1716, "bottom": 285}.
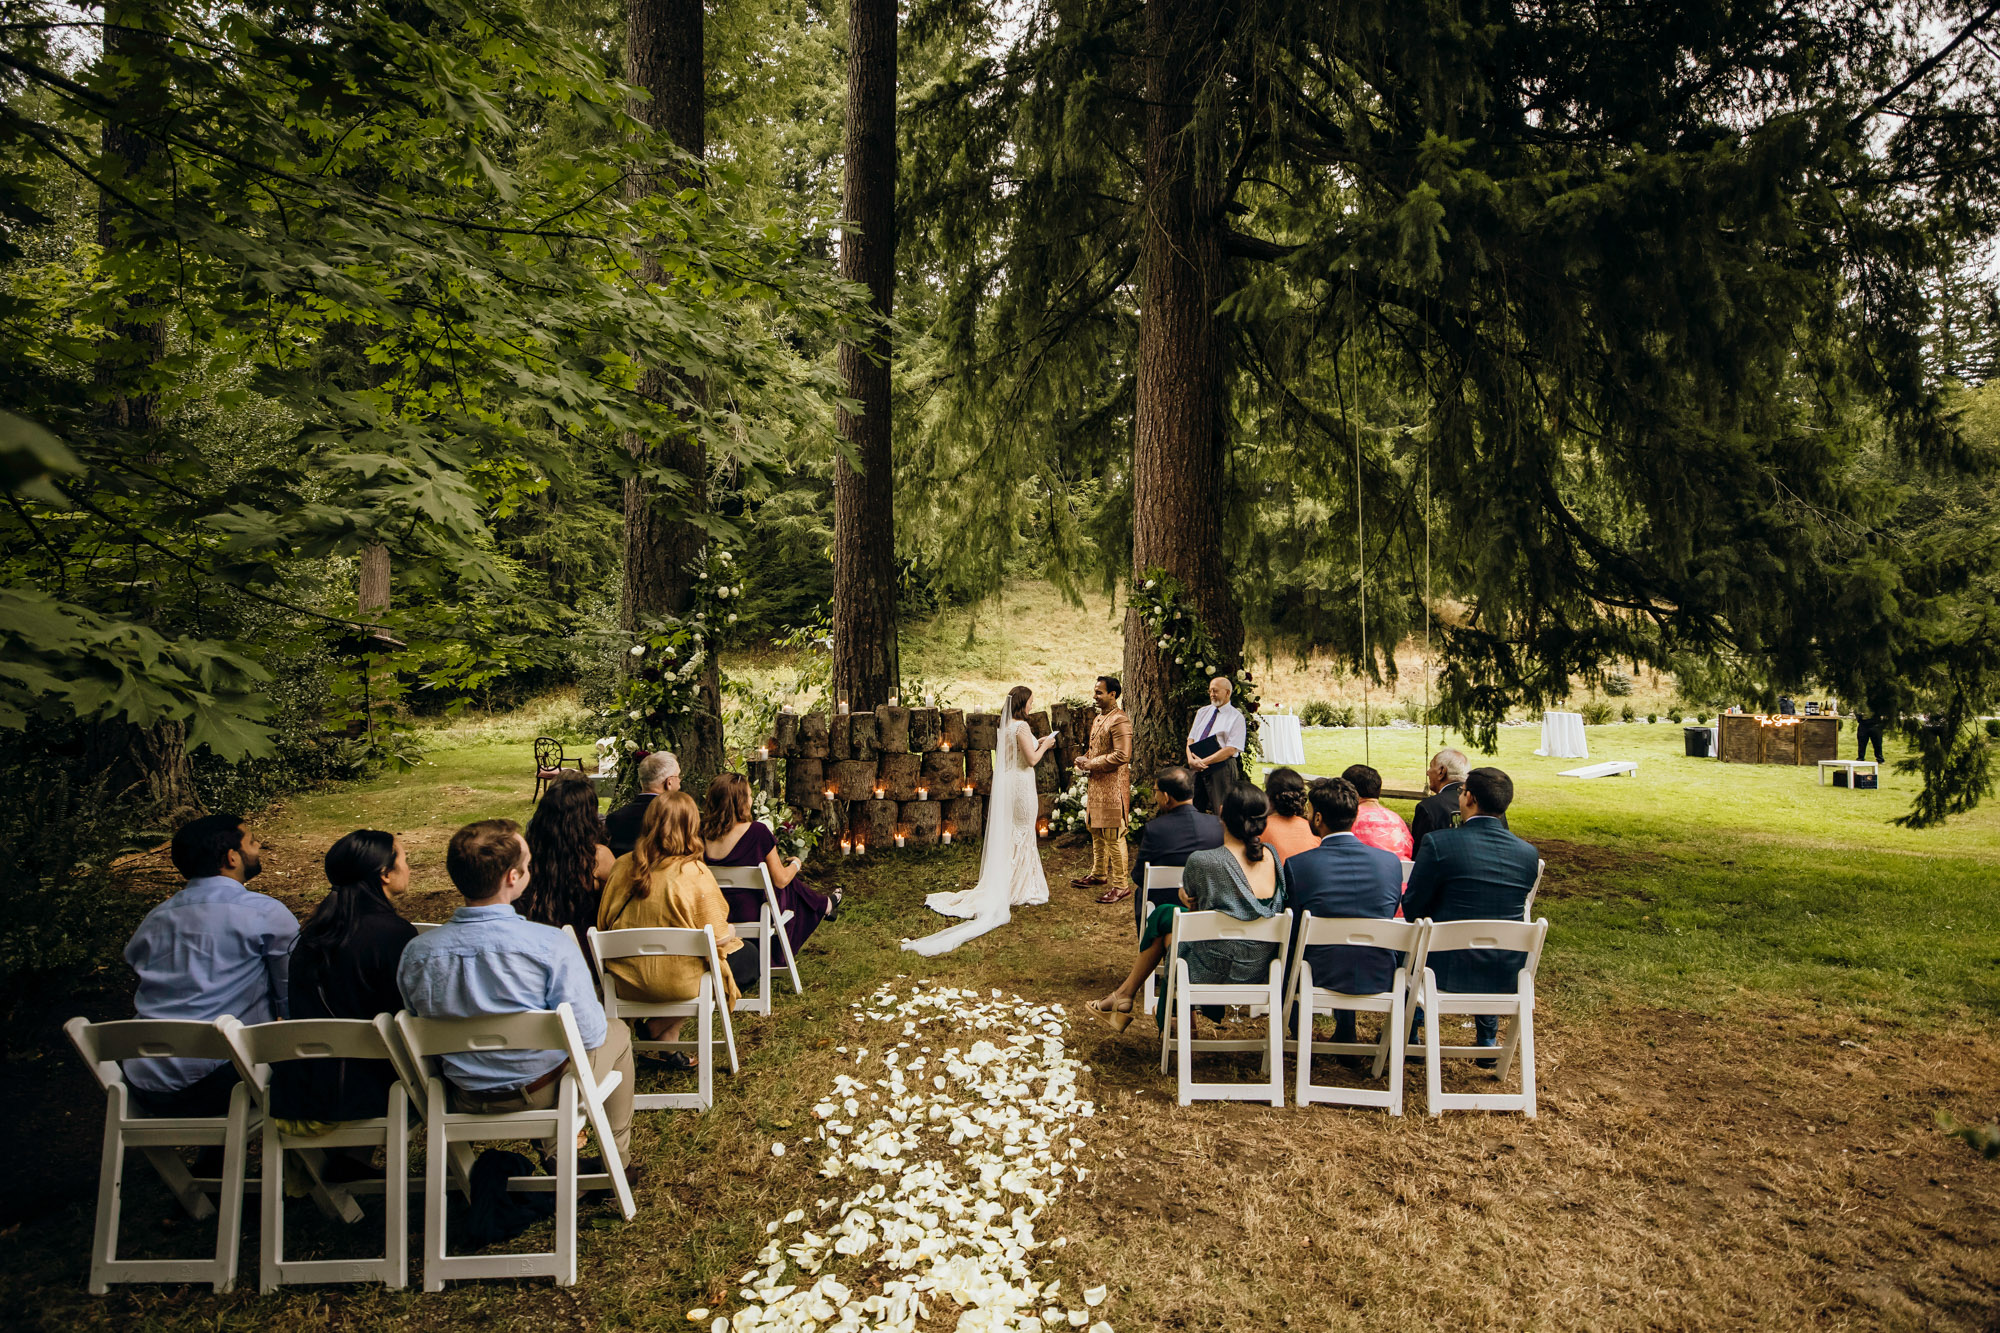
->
{"left": 397, "top": 819, "right": 633, "bottom": 1161}
{"left": 1281, "top": 777, "right": 1405, "bottom": 1064}
{"left": 125, "top": 813, "right": 297, "bottom": 1116}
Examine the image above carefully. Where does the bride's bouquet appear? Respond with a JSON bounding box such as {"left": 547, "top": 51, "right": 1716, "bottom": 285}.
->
{"left": 753, "top": 788, "right": 821, "bottom": 862}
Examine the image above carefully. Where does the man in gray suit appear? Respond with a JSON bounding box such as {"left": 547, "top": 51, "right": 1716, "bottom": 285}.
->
{"left": 1401, "top": 767, "right": 1540, "bottom": 1062}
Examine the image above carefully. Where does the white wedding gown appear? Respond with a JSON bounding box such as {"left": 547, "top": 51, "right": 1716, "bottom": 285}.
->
{"left": 901, "top": 703, "right": 1048, "bottom": 956}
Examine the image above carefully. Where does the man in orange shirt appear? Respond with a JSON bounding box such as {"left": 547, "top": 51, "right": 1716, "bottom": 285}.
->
{"left": 1071, "top": 675, "right": 1135, "bottom": 889}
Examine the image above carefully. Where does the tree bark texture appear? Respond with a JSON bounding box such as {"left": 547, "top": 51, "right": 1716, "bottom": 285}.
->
{"left": 831, "top": 0, "right": 901, "bottom": 712}
{"left": 623, "top": 0, "right": 722, "bottom": 780}
{"left": 1123, "top": 0, "right": 1244, "bottom": 777}
{"left": 358, "top": 543, "right": 391, "bottom": 616}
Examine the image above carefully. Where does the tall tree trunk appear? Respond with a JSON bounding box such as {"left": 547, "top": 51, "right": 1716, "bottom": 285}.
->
{"left": 358, "top": 543, "right": 391, "bottom": 616}
{"left": 624, "top": 0, "right": 723, "bottom": 780}
{"left": 1123, "top": 0, "right": 1243, "bottom": 777}
{"left": 97, "top": 2, "right": 199, "bottom": 818}
{"left": 831, "top": 0, "right": 900, "bottom": 712}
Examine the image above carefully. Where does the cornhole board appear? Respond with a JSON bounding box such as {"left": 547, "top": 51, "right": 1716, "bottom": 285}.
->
{"left": 1559, "top": 761, "right": 1638, "bottom": 779}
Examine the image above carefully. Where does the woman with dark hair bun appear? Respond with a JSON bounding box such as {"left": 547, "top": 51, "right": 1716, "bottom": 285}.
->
{"left": 271, "top": 830, "right": 416, "bottom": 1127}
{"left": 520, "top": 772, "right": 614, "bottom": 962}
{"left": 1086, "top": 785, "right": 1285, "bottom": 1032}
{"left": 1259, "top": 767, "right": 1317, "bottom": 862}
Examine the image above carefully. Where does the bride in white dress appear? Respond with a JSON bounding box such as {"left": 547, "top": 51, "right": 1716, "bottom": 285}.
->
{"left": 901, "top": 685, "right": 1054, "bottom": 956}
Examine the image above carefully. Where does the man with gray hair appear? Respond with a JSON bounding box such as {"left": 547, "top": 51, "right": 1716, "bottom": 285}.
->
{"left": 1411, "top": 747, "right": 1470, "bottom": 851}
{"left": 604, "top": 750, "right": 680, "bottom": 858}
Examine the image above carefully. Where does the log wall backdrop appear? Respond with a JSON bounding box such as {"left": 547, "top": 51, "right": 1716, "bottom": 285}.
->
{"left": 760, "top": 702, "right": 1100, "bottom": 853}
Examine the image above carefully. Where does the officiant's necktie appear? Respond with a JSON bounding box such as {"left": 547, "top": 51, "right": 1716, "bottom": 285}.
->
{"left": 1197, "top": 707, "right": 1218, "bottom": 741}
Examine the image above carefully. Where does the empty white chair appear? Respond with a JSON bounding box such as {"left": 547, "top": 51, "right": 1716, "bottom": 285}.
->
{"left": 1157, "top": 909, "right": 1294, "bottom": 1107}
{"left": 709, "top": 864, "right": 802, "bottom": 1009}
{"left": 1136, "top": 863, "right": 1185, "bottom": 1017}
{"left": 393, "top": 1004, "right": 635, "bottom": 1289}
{"left": 216, "top": 1015, "right": 409, "bottom": 1292}
{"left": 65, "top": 1017, "right": 257, "bottom": 1294}
{"left": 587, "top": 925, "right": 739, "bottom": 1111}
{"left": 1411, "top": 917, "right": 1550, "bottom": 1117}
{"left": 1282, "top": 915, "right": 1428, "bottom": 1114}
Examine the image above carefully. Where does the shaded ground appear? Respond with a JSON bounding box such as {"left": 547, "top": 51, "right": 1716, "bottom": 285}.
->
{"left": 5, "top": 724, "right": 1999, "bottom": 1330}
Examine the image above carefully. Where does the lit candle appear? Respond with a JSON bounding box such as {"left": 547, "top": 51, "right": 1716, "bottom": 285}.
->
{"left": 889, "top": 695, "right": 899, "bottom": 707}
{"left": 940, "top": 740, "right": 950, "bottom": 751}
{"left": 841, "top": 838, "right": 851, "bottom": 857}
{"left": 838, "top": 700, "right": 849, "bottom": 715}
{"left": 962, "top": 783, "right": 973, "bottom": 798}
{"left": 873, "top": 786, "right": 885, "bottom": 799}
{"left": 942, "top": 829, "right": 952, "bottom": 845}
{"left": 824, "top": 786, "right": 836, "bottom": 801}
{"left": 916, "top": 785, "right": 928, "bottom": 800}
{"left": 895, "top": 832, "right": 906, "bottom": 849}
{"left": 757, "top": 745, "right": 769, "bottom": 760}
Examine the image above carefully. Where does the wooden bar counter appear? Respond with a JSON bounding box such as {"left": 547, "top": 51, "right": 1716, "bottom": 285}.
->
{"left": 1717, "top": 713, "right": 1842, "bottom": 765}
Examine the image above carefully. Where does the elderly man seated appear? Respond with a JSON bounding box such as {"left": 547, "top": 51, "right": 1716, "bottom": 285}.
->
{"left": 397, "top": 819, "right": 635, "bottom": 1172}
{"left": 1400, "top": 767, "right": 1540, "bottom": 1065}
{"left": 604, "top": 749, "right": 680, "bottom": 858}
{"left": 1410, "top": 747, "right": 1471, "bottom": 851}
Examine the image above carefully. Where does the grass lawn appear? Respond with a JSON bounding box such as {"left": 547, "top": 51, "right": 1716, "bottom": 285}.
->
{"left": 3, "top": 711, "right": 1998, "bottom": 1330}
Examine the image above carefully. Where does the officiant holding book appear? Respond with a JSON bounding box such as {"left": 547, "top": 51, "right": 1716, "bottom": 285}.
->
{"left": 1186, "top": 676, "right": 1247, "bottom": 815}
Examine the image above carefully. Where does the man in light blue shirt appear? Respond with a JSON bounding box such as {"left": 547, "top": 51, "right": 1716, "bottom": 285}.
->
{"left": 124, "top": 813, "right": 297, "bottom": 1116}
{"left": 397, "top": 818, "right": 633, "bottom": 1158}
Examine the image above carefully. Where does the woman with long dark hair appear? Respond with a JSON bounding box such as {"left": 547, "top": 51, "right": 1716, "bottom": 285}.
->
{"left": 702, "top": 772, "right": 838, "bottom": 953}
{"left": 1085, "top": 784, "right": 1285, "bottom": 1032}
{"left": 520, "top": 771, "right": 613, "bottom": 960}
{"left": 270, "top": 830, "right": 416, "bottom": 1125}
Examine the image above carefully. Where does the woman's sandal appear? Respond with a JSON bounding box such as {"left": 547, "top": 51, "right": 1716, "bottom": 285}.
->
{"left": 1086, "top": 996, "right": 1135, "bottom": 1033}
{"left": 827, "top": 888, "right": 845, "bottom": 921}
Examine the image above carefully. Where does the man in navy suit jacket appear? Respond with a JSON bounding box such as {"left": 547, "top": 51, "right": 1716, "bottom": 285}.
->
{"left": 1400, "top": 766, "right": 1540, "bottom": 1052}
{"left": 1281, "top": 777, "right": 1405, "bottom": 1055}
{"left": 1115, "top": 765, "right": 1223, "bottom": 932}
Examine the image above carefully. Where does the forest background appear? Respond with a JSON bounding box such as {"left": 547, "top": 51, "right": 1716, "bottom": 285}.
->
{"left": 3, "top": 0, "right": 1999, "bottom": 1029}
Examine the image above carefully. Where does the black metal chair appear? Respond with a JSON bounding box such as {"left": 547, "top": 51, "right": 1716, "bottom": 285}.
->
{"left": 534, "top": 736, "right": 585, "bottom": 800}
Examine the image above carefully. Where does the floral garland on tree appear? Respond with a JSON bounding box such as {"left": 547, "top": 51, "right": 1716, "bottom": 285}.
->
{"left": 1131, "top": 568, "right": 1263, "bottom": 758}
{"left": 606, "top": 546, "right": 742, "bottom": 763}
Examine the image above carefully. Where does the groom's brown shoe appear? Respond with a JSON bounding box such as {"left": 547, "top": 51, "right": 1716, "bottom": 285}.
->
{"left": 1071, "top": 874, "right": 1106, "bottom": 888}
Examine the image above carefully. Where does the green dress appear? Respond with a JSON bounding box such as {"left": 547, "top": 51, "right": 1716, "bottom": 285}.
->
{"left": 1145, "top": 846, "right": 1285, "bottom": 1028}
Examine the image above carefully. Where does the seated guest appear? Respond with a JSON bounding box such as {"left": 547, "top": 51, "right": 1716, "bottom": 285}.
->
{"left": 520, "top": 772, "right": 614, "bottom": 963}
{"left": 1258, "top": 767, "right": 1319, "bottom": 863}
{"left": 1400, "top": 767, "right": 1540, "bottom": 1062}
{"left": 397, "top": 820, "right": 634, "bottom": 1165}
{"left": 1101, "top": 765, "right": 1223, "bottom": 921}
{"left": 604, "top": 750, "right": 679, "bottom": 858}
{"left": 1342, "top": 763, "right": 1413, "bottom": 859}
{"left": 1087, "top": 785, "right": 1285, "bottom": 1031}
{"left": 702, "top": 772, "right": 839, "bottom": 953}
{"left": 124, "top": 813, "right": 297, "bottom": 1117}
{"left": 1411, "top": 748, "right": 1471, "bottom": 851}
{"left": 600, "top": 793, "right": 756, "bottom": 1056}
{"left": 1281, "top": 778, "right": 1404, "bottom": 1062}
{"left": 271, "top": 830, "right": 418, "bottom": 1128}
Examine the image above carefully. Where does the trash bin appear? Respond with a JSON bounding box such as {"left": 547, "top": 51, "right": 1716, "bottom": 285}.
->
{"left": 1683, "top": 726, "right": 1712, "bottom": 758}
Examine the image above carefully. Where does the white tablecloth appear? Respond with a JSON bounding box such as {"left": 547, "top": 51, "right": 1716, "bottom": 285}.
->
{"left": 1537, "top": 711, "right": 1589, "bottom": 759}
{"left": 1260, "top": 713, "right": 1306, "bottom": 765}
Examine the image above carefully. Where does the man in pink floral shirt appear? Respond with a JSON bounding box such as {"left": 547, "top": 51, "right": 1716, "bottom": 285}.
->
{"left": 1341, "top": 764, "right": 1413, "bottom": 859}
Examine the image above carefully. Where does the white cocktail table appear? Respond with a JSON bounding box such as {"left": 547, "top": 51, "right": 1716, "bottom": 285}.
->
{"left": 1817, "top": 759, "right": 1880, "bottom": 787}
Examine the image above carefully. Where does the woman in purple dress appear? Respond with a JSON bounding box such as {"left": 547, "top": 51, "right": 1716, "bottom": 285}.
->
{"left": 700, "top": 773, "right": 840, "bottom": 953}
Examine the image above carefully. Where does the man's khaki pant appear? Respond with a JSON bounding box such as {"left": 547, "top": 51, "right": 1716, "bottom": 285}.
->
{"left": 1089, "top": 825, "right": 1126, "bottom": 882}
{"left": 448, "top": 1019, "right": 634, "bottom": 1158}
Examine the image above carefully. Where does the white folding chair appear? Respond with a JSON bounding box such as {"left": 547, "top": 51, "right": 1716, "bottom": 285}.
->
{"left": 1136, "top": 863, "right": 1185, "bottom": 1018}
{"left": 65, "top": 1017, "right": 258, "bottom": 1293}
{"left": 1412, "top": 917, "right": 1550, "bottom": 1117}
{"left": 412, "top": 922, "right": 442, "bottom": 934}
{"left": 587, "top": 925, "right": 739, "bottom": 1111}
{"left": 1282, "top": 915, "right": 1429, "bottom": 1114}
{"left": 709, "top": 864, "right": 802, "bottom": 1008}
{"left": 1399, "top": 858, "right": 1415, "bottom": 886}
{"left": 1157, "top": 910, "right": 1293, "bottom": 1107}
{"left": 1522, "top": 859, "right": 1546, "bottom": 921}
{"left": 216, "top": 1016, "right": 409, "bottom": 1292}
{"left": 393, "top": 1004, "right": 635, "bottom": 1289}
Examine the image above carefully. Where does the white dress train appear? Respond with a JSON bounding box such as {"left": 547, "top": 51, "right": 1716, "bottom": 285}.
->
{"left": 901, "top": 707, "right": 1048, "bottom": 956}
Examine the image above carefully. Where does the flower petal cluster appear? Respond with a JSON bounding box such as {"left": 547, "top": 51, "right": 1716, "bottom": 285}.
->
{"left": 716, "top": 983, "right": 1114, "bottom": 1333}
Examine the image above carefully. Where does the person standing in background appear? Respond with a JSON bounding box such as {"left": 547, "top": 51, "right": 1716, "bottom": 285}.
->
{"left": 1185, "top": 676, "right": 1246, "bottom": 815}
{"left": 1071, "top": 675, "right": 1134, "bottom": 890}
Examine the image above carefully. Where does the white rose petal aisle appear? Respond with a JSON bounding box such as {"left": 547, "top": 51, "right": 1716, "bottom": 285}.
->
{"left": 718, "top": 982, "right": 1115, "bottom": 1333}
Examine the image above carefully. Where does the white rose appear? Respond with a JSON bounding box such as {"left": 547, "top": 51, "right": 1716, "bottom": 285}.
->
{"left": 1145, "top": 579, "right": 1156, "bottom": 589}
{"left": 728, "top": 613, "right": 738, "bottom": 623}
{"left": 629, "top": 643, "right": 646, "bottom": 658}
{"left": 720, "top": 551, "right": 733, "bottom": 563}
{"left": 623, "top": 739, "right": 638, "bottom": 752}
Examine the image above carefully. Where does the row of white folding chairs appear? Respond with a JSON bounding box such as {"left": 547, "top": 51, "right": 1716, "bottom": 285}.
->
{"left": 1136, "top": 856, "right": 1544, "bottom": 1019}
{"left": 1155, "top": 908, "right": 1549, "bottom": 1118}
{"left": 65, "top": 914, "right": 768, "bottom": 1296}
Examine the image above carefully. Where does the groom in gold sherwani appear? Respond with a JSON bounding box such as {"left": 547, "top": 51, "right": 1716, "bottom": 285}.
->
{"left": 1069, "top": 674, "right": 1134, "bottom": 890}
